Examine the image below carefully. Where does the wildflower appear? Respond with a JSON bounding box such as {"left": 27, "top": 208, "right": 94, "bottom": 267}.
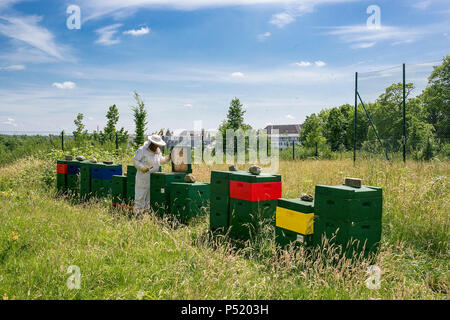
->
{"left": 10, "top": 231, "right": 19, "bottom": 241}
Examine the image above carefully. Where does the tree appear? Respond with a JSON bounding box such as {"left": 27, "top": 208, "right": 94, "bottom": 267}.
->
{"left": 132, "top": 91, "right": 148, "bottom": 147}
{"left": 218, "top": 97, "right": 251, "bottom": 133}
{"left": 299, "top": 113, "right": 328, "bottom": 152}
{"left": 100, "top": 104, "right": 128, "bottom": 145}
{"left": 73, "top": 113, "right": 87, "bottom": 144}
{"left": 421, "top": 55, "right": 450, "bottom": 142}
{"left": 217, "top": 97, "right": 252, "bottom": 154}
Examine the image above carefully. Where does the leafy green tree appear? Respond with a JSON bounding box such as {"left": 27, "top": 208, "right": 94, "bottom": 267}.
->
{"left": 100, "top": 104, "right": 128, "bottom": 146}
{"left": 132, "top": 91, "right": 148, "bottom": 147}
{"left": 323, "top": 108, "right": 348, "bottom": 151}
{"left": 421, "top": 55, "right": 450, "bottom": 142}
{"left": 73, "top": 113, "right": 88, "bottom": 144}
{"left": 218, "top": 97, "right": 252, "bottom": 154}
{"left": 299, "top": 113, "right": 327, "bottom": 150}
{"left": 218, "top": 98, "right": 251, "bottom": 133}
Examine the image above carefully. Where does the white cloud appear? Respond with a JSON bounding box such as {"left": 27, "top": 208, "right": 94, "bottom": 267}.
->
{"left": 293, "top": 61, "right": 326, "bottom": 67}
{"left": 52, "top": 81, "right": 76, "bottom": 89}
{"left": 123, "top": 26, "right": 150, "bottom": 36}
{"left": 95, "top": 24, "right": 122, "bottom": 45}
{"left": 270, "top": 12, "right": 296, "bottom": 28}
{"left": 231, "top": 72, "right": 245, "bottom": 78}
{"left": 294, "top": 61, "right": 312, "bottom": 67}
{"left": 351, "top": 42, "right": 376, "bottom": 49}
{"left": 184, "top": 103, "right": 193, "bottom": 108}
{"left": 323, "top": 23, "right": 448, "bottom": 49}
{"left": 0, "top": 64, "right": 26, "bottom": 71}
{"left": 269, "top": 0, "right": 354, "bottom": 28}
{"left": 79, "top": 0, "right": 357, "bottom": 22}
{"left": 0, "top": 15, "right": 69, "bottom": 61}
{"left": 3, "top": 117, "right": 18, "bottom": 127}
{"left": 315, "top": 60, "right": 326, "bottom": 67}
{"left": 257, "top": 32, "right": 271, "bottom": 41}
{"left": 285, "top": 114, "right": 295, "bottom": 120}
{"left": 413, "top": 0, "right": 432, "bottom": 10}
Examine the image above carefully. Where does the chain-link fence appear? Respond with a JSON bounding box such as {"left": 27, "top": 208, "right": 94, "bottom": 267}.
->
{"left": 354, "top": 60, "right": 447, "bottom": 162}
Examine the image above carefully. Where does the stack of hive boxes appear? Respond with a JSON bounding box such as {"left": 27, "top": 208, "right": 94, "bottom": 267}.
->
{"left": 150, "top": 172, "right": 186, "bottom": 216}
{"left": 56, "top": 160, "right": 68, "bottom": 193}
{"left": 209, "top": 171, "right": 233, "bottom": 231}
{"left": 66, "top": 160, "right": 82, "bottom": 195}
{"left": 79, "top": 161, "right": 95, "bottom": 200}
{"left": 126, "top": 165, "right": 137, "bottom": 207}
{"left": 313, "top": 184, "right": 382, "bottom": 258}
{"left": 275, "top": 199, "right": 314, "bottom": 247}
{"left": 111, "top": 175, "right": 127, "bottom": 207}
{"left": 228, "top": 172, "right": 282, "bottom": 239}
{"left": 170, "top": 182, "right": 210, "bottom": 223}
{"left": 90, "top": 163, "right": 122, "bottom": 198}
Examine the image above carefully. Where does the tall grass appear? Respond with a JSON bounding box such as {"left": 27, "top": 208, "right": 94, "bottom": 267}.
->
{"left": 0, "top": 157, "right": 448, "bottom": 299}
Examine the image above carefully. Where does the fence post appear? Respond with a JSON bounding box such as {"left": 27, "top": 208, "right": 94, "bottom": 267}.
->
{"left": 315, "top": 142, "right": 318, "bottom": 157}
{"left": 201, "top": 130, "right": 204, "bottom": 162}
{"left": 61, "top": 130, "right": 64, "bottom": 151}
{"left": 354, "top": 72, "right": 358, "bottom": 164}
{"left": 292, "top": 141, "right": 295, "bottom": 160}
{"left": 402, "top": 63, "right": 406, "bottom": 163}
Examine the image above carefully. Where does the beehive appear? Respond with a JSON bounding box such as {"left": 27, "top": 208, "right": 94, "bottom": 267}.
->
{"left": 227, "top": 172, "right": 282, "bottom": 239}
{"left": 150, "top": 172, "right": 187, "bottom": 215}
{"left": 313, "top": 184, "right": 383, "bottom": 258}
{"left": 170, "top": 182, "right": 210, "bottom": 223}
{"left": 275, "top": 198, "right": 314, "bottom": 248}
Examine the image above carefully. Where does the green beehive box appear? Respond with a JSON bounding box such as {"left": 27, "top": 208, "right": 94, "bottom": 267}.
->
{"left": 150, "top": 187, "right": 171, "bottom": 216}
{"left": 229, "top": 198, "right": 276, "bottom": 220}
{"left": 210, "top": 193, "right": 229, "bottom": 230}
{"left": 66, "top": 174, "right": 79, "bottom": 195}
{"left": 91, "top": 178, "right": 104, "bottom": 198}
{"left": 314, "top": 185, "right": 382, "bottom": 222}
{"left": 210, "top": 171, "right": 233, "bottom": 195}
{"left": 127, "top": 165, "right": 137, "bottom": 176}
{"left": 313, "top": 216, "right": 381, "bottom": 253}
{"left": 150, "top": 172, "right": 186, "bottom": 190}
{"left": 229, "top": 199, "right": 277, "bottom": 239}
{"left": 170, "top": 199, "right": 208, "bottom": 222}
{"left": 112, "top": 175, "right": 127, "bottom": 204}
{"left": 56, "top": 173, "right": 67, "bottom": 192}
{"left": 275, "top": 226, "right": 313, "bottom": 247}
{"left": 277, "top": 198, "right": 314, "bottom": 213}
{"left": 229, "top": 171, "right": 282, "bottom": 183}
{"left": 170, "top": 182, "right": 210, "bottom": 203}
{"left": 102, "top": 179, "right": 112, "bottom": 197}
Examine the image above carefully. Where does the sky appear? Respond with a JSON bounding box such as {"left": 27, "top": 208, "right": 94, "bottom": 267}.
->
{"left": 0, "top": 0, "right": 448, "bottom": 134}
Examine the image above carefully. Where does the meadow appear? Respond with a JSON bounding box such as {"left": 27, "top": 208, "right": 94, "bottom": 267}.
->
{"left": 0, "top": 153, "right": 448, "bottom": 300}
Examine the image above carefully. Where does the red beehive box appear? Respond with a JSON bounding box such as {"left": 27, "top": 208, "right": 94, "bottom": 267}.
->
{"left": 229, "top": 180, "right": 282, "bottom": 201}
{"left": 57, "top": 164, "right": 68, "bottom": 174}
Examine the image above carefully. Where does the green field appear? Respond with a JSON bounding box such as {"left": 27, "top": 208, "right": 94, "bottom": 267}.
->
{"left": 0, "top": 156, "right": 448, "bottom": 300}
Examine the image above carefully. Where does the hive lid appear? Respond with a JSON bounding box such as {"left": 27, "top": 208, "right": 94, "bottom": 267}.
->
{"left": 315, "top": 185, "right": 382, "bottom": 199}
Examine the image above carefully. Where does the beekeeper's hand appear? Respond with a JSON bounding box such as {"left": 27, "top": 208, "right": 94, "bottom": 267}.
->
{"left": 141, "top": 167, "right": 150, "bottom": 173}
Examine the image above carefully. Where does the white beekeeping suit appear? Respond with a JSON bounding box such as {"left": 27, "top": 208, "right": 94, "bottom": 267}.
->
{"left": 132, "top": 135, "right": 170, "bottom": 210}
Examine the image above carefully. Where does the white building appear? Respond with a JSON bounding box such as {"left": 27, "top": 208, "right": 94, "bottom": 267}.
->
{"left": 264, "top": 124, "right": 301, "bottom": 150}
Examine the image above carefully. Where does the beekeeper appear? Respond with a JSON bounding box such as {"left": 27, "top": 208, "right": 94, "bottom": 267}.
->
{"left": 132, "top": 134, "right": 170, "bottom": 211}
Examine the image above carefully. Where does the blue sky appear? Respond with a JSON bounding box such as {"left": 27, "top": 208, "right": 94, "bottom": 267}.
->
{"left": 0, "top": 0, "right": 448, "bottom": 134}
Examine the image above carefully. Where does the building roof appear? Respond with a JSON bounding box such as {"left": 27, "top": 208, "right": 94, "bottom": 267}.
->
{"left": 264, "top": 124, "right": 301, "bottom": 135}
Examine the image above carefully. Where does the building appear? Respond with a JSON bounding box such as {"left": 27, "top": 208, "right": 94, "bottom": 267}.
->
{"left": 264, "top": 124, "right": 301, "bottom": 149}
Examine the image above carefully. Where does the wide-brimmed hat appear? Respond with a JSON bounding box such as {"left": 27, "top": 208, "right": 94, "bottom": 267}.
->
{"left": 147, "top": 134, "right": 166, "bottom": 147}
